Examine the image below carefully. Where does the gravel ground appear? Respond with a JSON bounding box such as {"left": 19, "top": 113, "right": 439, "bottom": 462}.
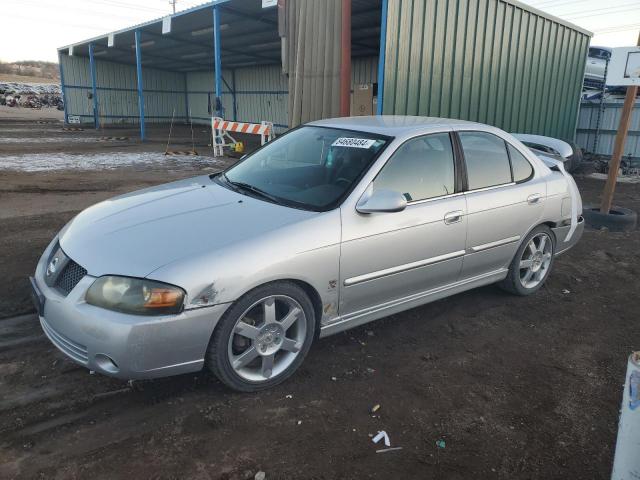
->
{"left": 0, "top": 119, "right": 639, "bottom": 479}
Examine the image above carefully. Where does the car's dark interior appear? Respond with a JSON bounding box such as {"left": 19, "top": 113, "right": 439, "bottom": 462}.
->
{"left": 227, "top": 127, "right": 388, "bottom": 209}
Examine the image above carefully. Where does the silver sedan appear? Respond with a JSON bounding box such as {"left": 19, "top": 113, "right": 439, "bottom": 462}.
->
{"left": 30, "top": 116, "right": 584, "bottom": 391}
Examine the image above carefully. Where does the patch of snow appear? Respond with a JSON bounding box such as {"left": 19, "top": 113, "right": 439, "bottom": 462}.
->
{"left": 0, "top": 137, "right": 102, "bottom": 144}
{"left": 0, "top": 151, "right": 228, "bottom": 172}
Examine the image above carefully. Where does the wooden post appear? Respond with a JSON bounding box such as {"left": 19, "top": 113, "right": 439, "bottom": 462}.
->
{"left": 600, "top": 33, "right": 640, "bottom": 213}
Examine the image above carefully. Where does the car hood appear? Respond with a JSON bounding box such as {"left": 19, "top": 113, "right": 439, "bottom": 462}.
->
{"left": 59, "top": 175, "right": 315, "bottom": 278}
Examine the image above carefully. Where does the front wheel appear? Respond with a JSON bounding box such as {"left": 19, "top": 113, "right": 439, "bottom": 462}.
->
{"left": 206, "top": 282, "right": 316, "bottom": 392}
{"left": 499, "top": 225, "right": 555, "bottom": 296}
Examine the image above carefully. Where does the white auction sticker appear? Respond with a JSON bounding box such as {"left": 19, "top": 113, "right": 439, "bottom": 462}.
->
{"left": 332, "top": 137, "right": 377, "bottom": 149}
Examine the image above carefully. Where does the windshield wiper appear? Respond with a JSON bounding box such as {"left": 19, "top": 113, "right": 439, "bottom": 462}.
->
{"left": 224, "top": 177, "right": 282, "bottom": 204}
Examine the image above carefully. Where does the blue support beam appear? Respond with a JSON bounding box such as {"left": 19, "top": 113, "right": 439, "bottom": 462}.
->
{"left": 134, "top": 30, "right": 146, "bottom": 141}
{"left": 376, "top": 0, "right": 389, "bottom": 116}
{"left": 88, "top": 43, "right": 99, "bottom": 128}
{"left": 212, "top": 5, "right": 223, "bottom": 118}
{"left": 231, "top": 69, "right": 238, "bottom": 121}
{"left": 183, "top": 72, "right": 190, "bottom": 122}
{"left": 57, "top": 51, "right": 69, "bottom": 125}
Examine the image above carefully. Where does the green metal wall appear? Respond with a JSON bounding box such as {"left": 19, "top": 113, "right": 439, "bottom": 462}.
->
{"left": 382, "top": 0, "right": 591, "bottom": 141}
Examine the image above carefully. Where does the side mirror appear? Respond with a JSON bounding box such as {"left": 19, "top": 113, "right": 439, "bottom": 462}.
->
{"left": 356, "top": 188, "right": 407, "bottom": 214}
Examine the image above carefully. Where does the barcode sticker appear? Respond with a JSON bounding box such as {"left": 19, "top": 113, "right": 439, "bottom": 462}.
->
{"left": 332, "top": 137, "right": 377, "bottom": 149}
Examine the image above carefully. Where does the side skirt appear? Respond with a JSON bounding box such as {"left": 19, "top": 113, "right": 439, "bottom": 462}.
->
{"left": 319, "top": 269, "right": 508, "bottom": 338}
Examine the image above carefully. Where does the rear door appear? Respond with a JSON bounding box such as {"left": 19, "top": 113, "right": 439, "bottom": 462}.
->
{"left": 339, "top": 132, "right": 467, "bottom": 316}
{"left": 456, "top": 131, "right": 545, "bottom": 279}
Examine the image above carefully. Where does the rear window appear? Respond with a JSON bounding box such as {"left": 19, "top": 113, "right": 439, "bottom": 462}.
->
{"left": 459, "top": 132, "right": 512, "bottom": 190}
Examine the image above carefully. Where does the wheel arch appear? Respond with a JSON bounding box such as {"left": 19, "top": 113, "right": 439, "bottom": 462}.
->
{"left": 520, "top": 221, "right": 559, "bottom": 249}
{"left": 287, "top": 279, "right": 324, "bottom": 338}
{"left": 214, "top": 278, "right": 325, "bottom": 339}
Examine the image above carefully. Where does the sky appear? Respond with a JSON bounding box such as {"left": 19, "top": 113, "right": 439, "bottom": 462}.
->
{"left": 0, "top": 0, "right": 638, "bottom": 63}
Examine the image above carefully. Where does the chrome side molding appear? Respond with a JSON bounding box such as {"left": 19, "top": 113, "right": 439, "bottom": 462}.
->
{"left": 343, "top": 250, "right": 466, "bottom": 287}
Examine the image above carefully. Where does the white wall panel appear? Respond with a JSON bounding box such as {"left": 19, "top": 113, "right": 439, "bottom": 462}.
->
{"left": 186, "top": 65, "right": 288, "bottom": 132}
{"left": 60, "top": 55, "right": 375, "bottom": 131}
{"left": 60, "top": 55, "right": 186, "bottom": 125}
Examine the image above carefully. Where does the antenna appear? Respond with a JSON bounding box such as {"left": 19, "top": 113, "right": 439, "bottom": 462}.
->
{"left": 169, "top": 0, "right": 176, "bottom": 14}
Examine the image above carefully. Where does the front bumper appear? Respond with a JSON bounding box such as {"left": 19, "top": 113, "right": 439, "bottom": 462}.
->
{"left": 32, "top": 240, "right": 230, "bottom": 380}
{"left": 553, "top": 216, "right": 585, "bottom": 255}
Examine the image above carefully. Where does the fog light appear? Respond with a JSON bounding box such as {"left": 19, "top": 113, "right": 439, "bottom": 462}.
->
{"left": 94, "top": 353, "right": 119, "bottom": 374}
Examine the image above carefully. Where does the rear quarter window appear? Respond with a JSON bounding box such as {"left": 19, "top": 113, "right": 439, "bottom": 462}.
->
{"left": 507, "top": 144, "right": 534, "bottom": 183}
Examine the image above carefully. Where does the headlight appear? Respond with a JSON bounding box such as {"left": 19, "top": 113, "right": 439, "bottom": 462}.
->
{"left": 86, "top": 276, "right": 185, "bottom": 316}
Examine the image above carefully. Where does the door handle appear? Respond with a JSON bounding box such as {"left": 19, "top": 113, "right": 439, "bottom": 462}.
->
{"left": 527, "top": 194, "right": 543, "bottom": 204}
{"left": 444, "top": 210, "right": 463, "bottom": 225}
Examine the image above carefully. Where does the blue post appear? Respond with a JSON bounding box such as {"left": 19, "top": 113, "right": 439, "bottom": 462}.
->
{"left": 376, "top": 0, "right": 389, "bottom": 116}
{"left": 134, "top": 30, "right": 146, "bottom": 141}
{"left": 212, "top": 5, "right": 223, "bottom": 118}
{"left": 88, "top": 43, "right": 99, "bottom": 128}
{"left": 57, "top": 51, "right": 69, "bottom": 124}
{"left": 231, "top": 69, "right": 237, "bottom": 121}
{"left": 183, "top": 72, "right": 189, "bottom": 122}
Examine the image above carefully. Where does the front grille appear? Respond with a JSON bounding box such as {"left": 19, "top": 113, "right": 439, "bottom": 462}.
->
{"left": 55, "top": 259, "right": 87, "bottom": 295}
{"left": 40, "top": 317, "right": 89, "bottom": 364}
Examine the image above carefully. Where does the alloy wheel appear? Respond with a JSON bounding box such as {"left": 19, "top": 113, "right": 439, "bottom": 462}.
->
{"left": 227, "top": 295, "right": 307, "bottom": 382}
{"left": 519, "top": 233, "right": 553, "bottom": 289}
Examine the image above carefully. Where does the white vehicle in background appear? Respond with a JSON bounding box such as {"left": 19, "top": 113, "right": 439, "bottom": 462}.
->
{"left": 585, "top": 46, "right": 612, "bottom": 86}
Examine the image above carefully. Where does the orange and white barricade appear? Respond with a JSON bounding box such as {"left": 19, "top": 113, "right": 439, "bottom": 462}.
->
{"left": 211, "top": 117, "right": 275, "bottom": 157}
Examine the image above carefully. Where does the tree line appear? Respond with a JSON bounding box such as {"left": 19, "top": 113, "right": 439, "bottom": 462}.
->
{"left": 0, "top": 61, "right": 60, "bottom": 80}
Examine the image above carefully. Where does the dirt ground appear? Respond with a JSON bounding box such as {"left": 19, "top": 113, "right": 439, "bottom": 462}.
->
{"left": 1, "top": 118, "right": 639, "bottom": 479}
{"left": 0, "top": 106, "right": 64, "bottom": 121}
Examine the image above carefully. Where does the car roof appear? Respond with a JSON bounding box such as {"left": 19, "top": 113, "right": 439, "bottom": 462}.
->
{"left": 307, "top": 115, "right": 483, "bottom": 137}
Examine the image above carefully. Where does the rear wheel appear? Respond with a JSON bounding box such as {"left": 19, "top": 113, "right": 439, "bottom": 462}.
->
{"left": 499, "top": 225, "right": 555, "bottom": 296}
{"left": 206, "top": 282, "right": 316, "bottom": 392}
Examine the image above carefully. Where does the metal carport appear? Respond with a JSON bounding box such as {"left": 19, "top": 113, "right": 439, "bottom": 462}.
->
{"left": 58, "top": 0, "right": 382, "bottom": 140}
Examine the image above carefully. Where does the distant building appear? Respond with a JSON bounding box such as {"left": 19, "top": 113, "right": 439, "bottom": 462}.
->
{"left": 58, "top": 0, "right": 591, "bottom": 141}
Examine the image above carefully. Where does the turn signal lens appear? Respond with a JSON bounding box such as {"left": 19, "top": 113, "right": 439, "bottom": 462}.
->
{"left": 143, "top": 288, "right": 183, "bottom": 308}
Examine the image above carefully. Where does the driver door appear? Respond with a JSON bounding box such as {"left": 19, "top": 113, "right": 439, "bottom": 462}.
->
{"left": 339, "top": 133, "right": 467, "bottom": 316}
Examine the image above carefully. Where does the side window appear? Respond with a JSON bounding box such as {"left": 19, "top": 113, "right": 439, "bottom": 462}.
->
{"left": 459, "top": 132, "right": 512, "bottom": 190}
{"left": 507, "top": 144, "right": 534, "bottom": 183}
{"left": 373, "top": 133, "right": 455, "bottom": 202}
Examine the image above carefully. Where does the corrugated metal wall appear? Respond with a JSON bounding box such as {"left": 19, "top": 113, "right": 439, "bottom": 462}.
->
{"left": 61, "top": 55, "right": 186, "bottom": 124}
{"left": 284, "top": 0, "right": 343, "bottom": 127}
{"left": 187, "top": 58, "right": 376, "bottom": 130}
{"left": 62, "top": 55, "right": 378, "bottom": 131}
{"left": 186, "top": 65, "right": 288, "bottom": 131}
{"left": 577, "top": 100, "right": 640, "bottom": 160}
{"left": 352, "top": 56, "right": 378, "bottom": 85}
{"left": 382, "top": 0, "right": 590, "bottom": 140}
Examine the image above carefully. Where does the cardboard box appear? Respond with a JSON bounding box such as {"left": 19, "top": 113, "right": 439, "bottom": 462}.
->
{"left": 351, "top": 83, "right": 374, "bottom": 116}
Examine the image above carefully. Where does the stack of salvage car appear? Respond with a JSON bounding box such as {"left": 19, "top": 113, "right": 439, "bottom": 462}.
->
{"left": 0, "top": 82, "right": 63, "bottom": 110}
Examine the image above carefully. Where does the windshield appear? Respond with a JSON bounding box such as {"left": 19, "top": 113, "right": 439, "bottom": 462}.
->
{"left": 221, "top": 126, "right": 390, "bottom": 211}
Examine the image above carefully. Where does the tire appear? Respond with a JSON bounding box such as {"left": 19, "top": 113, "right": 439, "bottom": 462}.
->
{"left": 206, "top": 281, "right": 316, "bottom": 392}
{"left": 566, "top": 141, "right": 584, "bottom": 173}
{"left": 499, "top": 225, "right": 556, "bottom": 296}
{"left": 583, "top": 206, "right": 637, "bottom": 232}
